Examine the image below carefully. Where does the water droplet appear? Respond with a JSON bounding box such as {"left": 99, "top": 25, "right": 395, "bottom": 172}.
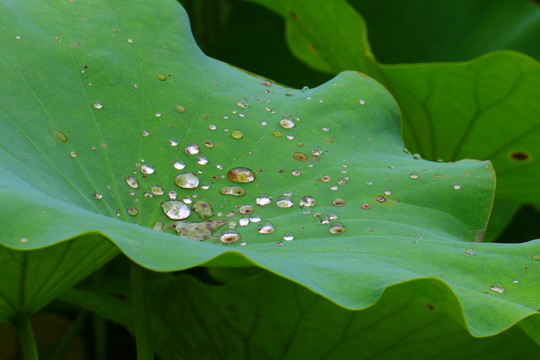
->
{"left": 208, "top": 124, "right": 217, "bottom": 130}
{"left": 231, "top": 130, "right": 243, "bottom": 139}
{"left": 175, "top": 172, "right": 199, "bottom": 189}
{"left": 227, "top": 167, "right": 255, "bottom": 183}
{"left": 322, "top": 127, "right": 330, "bottom": 132}
{"left": 144, "top": 191, "right": 153, "bottom": 198}
{"left": 301, "top": 86, "right": 309, "bottom": 92}
{"left": 292, "top": 169, "right": 302, "bottom": 176}
{"left": 197, "top": 155, "right": 208, "bottom": 165}
{"left": 125, "top": 176, "right": 139, "bottom": 189}
{"left": 150, "top": 185, "right": 164, "bottom": 196}
{"left": 239, "top": 204, "right": 255, "bottom": 214}
{"left": 69, "top": 151, "right": 77, "bottom": 158}
{"left": 55, "top": 130, "right": 68, "bottom": 143}
{"left": 464, "top": 248, "right": 475, "bottom": 256}
{"left": 311, "top": 146, "right": 322, "bottom": 156}
{"left": 175, "top": 105, "right": 186, "bottom": 113}
{"left": 260, "top": 121, "right": 267, "bottom": 126}
{"left": 286, "top": 134, "right": 294, "bottom": 140}
{"left": 220, "top": 229, "right": 241, "bottom": 244}
{"left": 273, "top": 131, "right": 282, "bottom": 138}
{"left": 169, "top": 138, "right": 178, "bottom": 146}
{"left": 236, "top": 98, "right": 249, "bottom": 109}
{"left": 256, "top": 195, "right": 272, "bottom": 206}
{"left": 283, "top": 232, "right": 294, "bottom": 241}
{"left": 280, "top": 114, "right": 295, "bottom": 129}
{"left": 192, "top": 200, "right": 214, "bottom": 219}
{"left": 366, "top": 181, "right": 373, "bottom": 186}
{"left": 376, "top": 196, "right": 386, "bottom": 203}
{"left": 454, "top": 184, "right": 461, "bottom": 190}
{"left": 156, "top": 73, "right": 167, "bottom": 81}
{"left": 93, "top": 100, "right": 103, "bottom": 109}
{"left": 410, "top": 173, "right": 419, "bottom": 179}
{"left": 129, "top": 190, "right": 136, "bottom": 196}
{"left": 154, "top": 112, "right": 162, "bottom": 118}
{"left": 490, "top": 282, "right": 504, "bottom": 294}
{"left": 384, "top": 190, "right": 392, "bottom": 196}
{"left": 219, "top": 186, "right": 246, "bottom": 197}
{"left": 329, "top": 222, "right": 346, "bottom": 234}
{"left": 531, "top": 254, "right": 540, "bottom": 261}
{"left": 318, "top": 214, "right": 330, "bottom": 224}
{"left": 141, "top": 164, "right": 155, "bottom": 174}
{"left": 321, "top": 175, "right": 331, "bottom": 182}
{"left": 359, "top": 99, "right": 365, "bottom": 105}
{"left": 239, "top": 217, "right": 249, "bottom": 226}
{"left": 173, "top": 160, "right": 185, "bottom": 170}
{"left": 94, "top": 192, "right": 103, "bottom": 199}
{"left": 361, "top": 203, "right": 371, "bottom": 210}
{"left": 127, "top": 207, "right": 139, "bottom": 216}
{"left": 330, "top": 186, "right": 338, "bottom": 191}
{"left": 333, "top": 198, "right": 346, "bottom": 206}
{"left": 512, "top": 279, "right": 519, "bottom": 284}
{"left": 276, "top": 196, "right": 294, "bottom": 208}
{"left": 328, "top": 212, "right": 338, "bottom": 220}
{"left": 127, "top": 38, "right": 133, "bottom": 43}
{"left": 292, "top": 152, "right": 308, "bottom": 162}
{"left": 299, "top": 196, "right": 315, "bottom": 208}
{"left": 141, "top": 130, "right": 150, "bottom": 137}
{"left": 257, "top": 222, "right": 275, "bottom": 234}
{"left": 161, "top": 200, "right": 190, "bottom": 220}
{"left": 337, "top": 178, "right": 347, "bottom": 185}
{"left": 168, "top": 191, "right": 177, "bottom": 200}
{"left": 15, "top": 35, "right": 21, "bottom": 40}
{"left": 185, "top": 144, "right": 200, "bottom": 155}
{"left": 152, "top": 222, "right": 163, "bottom": 231}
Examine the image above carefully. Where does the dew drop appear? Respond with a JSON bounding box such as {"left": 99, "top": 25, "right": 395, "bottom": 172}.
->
{"left": 220, "top": 229, "right": 241, "bottom": 244}
{"left": 169, "top": 138, "right": 178, "bottom": 146}
{"left": 151, "top": 185, "right": 164, "bottom": 195}
{"left": 318, "top": 214, "right": 330, "bottom": 225}
{"left": 329, "top": 222, "right": 346, "bottom": 234}
{"left": 153, "top": 222, "right": 163, "bottom": 231}
{"left": 141, "top": 164, "right": 155, "bottom": 174}
{"left": 257, "top": 222, "right": 275, "bottom": 234}
{"left": 410, "top": 173, "right": 419, "bottom": 179}
{"left": 361, "top": 203, "right": 371, "bottom": 210}
{"left": 249, "top": 213, "right": 261, "bottom": 223}
{"left": 127, "top": 207, "right": 139, "bottom": 216}
{"left": 286, "top": 134, "right": 294, "bottom": 140}
{"left": 227, "top": 167, "right": 256, "bottom": 183}
{"left": 182, "top": 196, "right": 192, "bottom": 204}
{"left": 376, "top": 196, "right": 386, "bottom": 203}
{"left": 384, "top": 190, "right": 392, "bottom": 196}
{"left": 154, "top": 112, "right": 161, "bottom": 118}
{"left": 175, "top": 105, "right": 186, "bottom": 113}
{"left": 236, "top": 98, "right": 249, "bottom": 109}
{"left": 93, "top": 100, "right": 103, "bottom": 109}
{"left": 322, "top": 127, "right": 330, "bottom": 132}
{"left": 454, "top": 184, "right": 461, "bottom": 190}
{"left": 276, "top": 196, "right": 294, "bottom": 208}
{"left": 55, "top": 130, "right": 68, "bottom": 143}
{"left": 239, "top": 204, "right": 255, "bottom": 214}
{"left": 94, "top": 192, "right": 103, "bottom": 199}
{"left": 70, "top": 151, "right": 77, "bottom": 158}
{"left": 260, "top": 121, "right": 267, "bottom": 126}
{"left": 256, "top": 195, "right": 272, "bottom": 206}
{"left": 197, "top": 155, "right": 208, "bottom": 165}
{"left": 280, "top": 114, "right": 295, "bottom": 129}
{"left": 292, "top": 169, "right": 302, "bottom": 176}
{"left": 359, "top": 99, "right": 365, "bottom": 105}
{"left": 328, "top": 212, "right": 338, "bottom": 221}
{"left": 464, "top": 248, "right": 475, "bottom": 257}
{"left": 185, "top": 144, "right": 200, "bottom": 155}
{"left": 273, "top": 131, "right": 282, "bottom": 137}
{"left": 239, "top": 217, "right": 250, "bottom": 227}
{"left": 168, "top": 191, "right": 177, "bottom": 200}
{"left": 330, "top": 186, "right": 338, "bottom": 191}
{"left": 231, "top": 130, "right": 243, "bottom": 139}
{"left": 161, "top": 200, "right": 191, "bottom": 220}
{"left": 142, "top": 130, "right": 150, "bottom": 137}
{"left": 490, "top": 282, "right": 504, "bottom": 294}
{"left": 192, "top": 200, "right": 214, "bottom": 219}
{"left": 283, "top": 232, "right": 294, "bottom": 241}
{"left": 208, "top": 124, "right": 217, "bottom": 130}
{"left": 172, "top": 160, "right": 186, "bottom": 171}
{"left": 156, "top": 73, "right": 167, "bottom": 81}
{"left": 299, "top": 196, "right": 315, "bottom": 208}
{"left": 333, "top": 198, "right": 346, "bottom": 207}
{"left": 127, "top": 38, "right": 133, "bottom": 43}
{"left": 321, "top": 175, "right": 331, "bottom": 182}
{"left": 292, "top": 152, "right": 309, "bottom": 162}
{"left": 219, "top": 186, "right": 246, "bottom": 197}
{"left": 125, "top": 176, "right": 139, "bottom": 189}
{"left": 144, "top": 191, "right": 153, "bottom": 198}
{"left": 337, "top": 178, "right": 347, "bottom": 185}
{"left": 175, "top": 172, "right": 199, "bottom": 189}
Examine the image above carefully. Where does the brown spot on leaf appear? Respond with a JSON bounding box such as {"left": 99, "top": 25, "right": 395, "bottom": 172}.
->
{"left": 426, "top": 304, "right": 435, "bottom": 311}
{"left": 509, "top": 151, "right": 531, "bottom": 162}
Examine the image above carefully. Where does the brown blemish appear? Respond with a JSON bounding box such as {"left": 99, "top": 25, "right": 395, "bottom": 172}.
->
{"left": 509, "top": 150, "right": 531, "bottom": 162}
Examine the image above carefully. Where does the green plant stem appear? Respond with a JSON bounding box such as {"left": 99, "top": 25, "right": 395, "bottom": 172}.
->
{"left": 129, "top": 261, "right": 154, "bottom": 360}
{"left": 13, "top": 314, "right": 39, "bottom": 360}
{"left": 45, "top": 310, "right": 88, "bottom": 360}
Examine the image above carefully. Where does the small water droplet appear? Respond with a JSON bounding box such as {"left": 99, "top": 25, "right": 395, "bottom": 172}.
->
{"left": 292, "top": 152, "right": 308, "bottom": 162}
{"left": 410, "top": 173, "right": 419, "bottom": 179}
{"left": 94, "top": 192, "right": 103, "bottom": 199}
{"left": 366, "top": 181, "right": 373, "bottom": 186}
{"left": 299, "top": 196, "right": 315, "bottom": 208}
{"left": 173, "top": 160, "right": 185, "bottom": 170}
{"left": 168, "top": 191, "right": 177, "bottom": 200}
{"left": 321, "top": 175, "right": 331, "bottom": 182}
{"left": 231, "top": 130, "right": 243, "bottom": 139}
{"left": 333, "top": 198, "right": 346, "bottom": 207}
{"left": 464, "top": 248, "right": 475, "bottom": 256}
{"left": 283, "top": 232, "right": 294, "bottom": 241}
{"left": 454, "top": 184, "right": 461, "bottom": 190}
{"left": 292, "top": 169, "right": 302, "bottom": 176}
{"left": 220, "top": 229, "right": 241, "bottom": 243}
{"left": 93, "top": 100, "right": 103, "bottom": 109}
{"left": 127, "top": 38, "right": 133, "bottom": 43}
{"left": 359, "top": 99, "right": 365, "bottom": 105}
{"left": 301, "top": 86, "right": 309, "bottom": 92}
{"left": 208, "top": 124, "right": 217, "bottom": 130}
{"left": 330, "top": 186, "right": 338, "bottom": 191}
{"left": 144, "top": 191, "right": 153, "bottom": 198}
{"left": 490, "top": 282, "right": 504, "bottom": 294}
{"left": 219, "top": 186, "right": 246, "bottom": 197}
{"left": 311, "top": 146, "right": 322, "bottom": 156}
{"left": 175, "top": 105, "right": 186, "bottom": 113}
{"left": 249, "top": 213, "right": 261, "bottom": 222}
{"left": 141, "top": 164, "right": 155, "bottom": 174}
{"left": 329, "top": 222, "right": 346, "bottom": 234}
{"left": 260, "top": 121, "right": 267, "bottom": 126}
{"left": 376, "top": 196, "right": 386, "bottom": 203}
{"left": 256, "top": 195, "right": 272, "bottom": 206}
{"left": 125, "top": 176, "right": 139, "bottom": 189}
{"left": 161, "top": 200, "right": 190, "bottom": 220}
{"left": 322, "top": 127, "right": 330, "bottom": 132}
{"left": 239, "top": 217, "right": 250, "bottom": 226}
{"left": 328, "top": 212, "right": 338, "bottom": 220}
{"left": 361, "top": 203, "right": 371, "bottom": 210}
{"left": 156, "top": 73, "right": 167, "bottom": 81}
{"left": 318, "top": 214, "right": 330, "bottom": 224}
{"left": 384, "top": 190, "right": 391, "bottom": 196}
{"left": 182, "top": 196, "right": 192, "bottom": 204}
{"left": 531, "top": 254, "right": 540, "bottom": 261}
{"left": 142, "top": 130, "right": 150, "bottom": 137}
{"left": 185, "top": 144, "right": 200, "bottom": 155}
{"left": 175, "top": 172, "right": 199, "bottom": 189}
{"left": 168, "top": 138, "right": 178, "bottom": 146}
{"left": 154, "top": 112, "right": 162, "bottom": 118}
{"left": 280, "top": 114, "right": 295, "bottom": 129}
{"left": 152, "top": 222, "right": 163, "bottom": 231}
{"left": 257, "top": 221, "right": 275, "bottom": 234}
{"left": 276, "top": 196, "right": 294, "bottom": 208}
{"left": 127, "top": 207, "right": 139, "bottom": 216}
{"left": 512, "top": 279, "right": 519, "bottom": 284}
{"left": 337, "top": 178, "right": 347, "bottom": 185}
{"left": 151, "top": 185, "right": 164, "bottom": 195}
{"left": 227, "top": 167, "right": 255, "bottom": 183}
{"left": 239, "top": 204, "right": 255, "bottom": 214}
{"left": 286, "top": 134, "right": 294, "bottom": 140}
{"left": 273, "top": 131, "right": 282, "bottom": 138}
{"left": 236, "top": 98, "right": 249, "bottom": 109}
{"left": 197, "top": 155, "right": 208, "bottom": 165}
{"left": 55, "top": 130, "right": 68, "bottom": 143}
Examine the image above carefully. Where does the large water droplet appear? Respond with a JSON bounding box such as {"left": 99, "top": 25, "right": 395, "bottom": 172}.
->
{"left": 185, "top": 144, "right": 200, "bottom": 155}
{"left": 280, "top": 114, "right": 295, "bottom": 129}
{"left": 125, "top": 176, "right": 139, "bottom": 189}
{"left": 299, "top": 196, "right": 315, "bottom": 208}
{"left": 257, "top": 222, "right": 275, "bottom": 234}
{"left": 220, "top": 229, "right": 241, "bottom": 243}
{"left": 239, "top": 204, "right": 255, "bottom": 214}
{"left": 256, "top": 195, "right": 272, "bottom": 206}
{"left": 192, "top": 200, "right": 214, "bottom": 219}
{"left": 227, "top": 167, "right": 256, "bottom": 183}
{"left": 141, "top": 164, "right": 155, "bottom": 174}
{"left": 161, "top": 200, "right": 191, "bottom": 220}
{"left": 329, "top": 222, "right": 346, "bottom": 234}
{"left": 490, "top": 282, "right": 504, "bottom": 294}
{"left": 236, "top": 98, "right": 249, "bottom": 109}
{"left": 276, "top": 196, "right": 294, "bottom": 208}
{"left": 239, "top": 217, "right": 250, "bottom": 226}
{"left": 175, "top": 172, "right": 199, "bottom": 189}
{"left": 219, "top": 186, "right": 246, "bottom": 197}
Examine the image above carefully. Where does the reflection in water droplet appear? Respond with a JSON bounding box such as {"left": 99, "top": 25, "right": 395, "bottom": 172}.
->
{"left": 93, "top": 100, "right": 103, "bottom": 109}
{"left": 231, "top": 130, "right": 243, "bottom": 139}
{"left": 173, "top": 160, "right": 185, "bottom": 170}
{"left": 319, "top": 214, "right": 330, "bottom": 224}
{"left": 258, "top": 222, "right": 275, "bottom": 234}
{"left": 151, "top": 185, "right": 164, "bottom": 195}
{"left": 376, "top": 196, "right": 386, "bottom": 203}
{"left": 328, "top": 212, "right": 338, "bottom": 220}
{"left": 321, "top": 175, "right": 331, "bottom": 182}
{"left": 276, "top": 196, "right": 294, "bottom": 208}
{"left": 219, "top": 186, "right": 246, "bottom": 197}
{"left": 464, "top": 248, "right": 474, "bottom": 256}
{"left": 227, "top": 167, "right": 256, "bottom": 183}
{"left": 239, "top": 217, "right": 249, "bottom": 226}
{"left": 329, "top": 222, "right": 345, "bottom": 234}
{"left": 197, "top": 155, "right": 208, "bottom": 165}
{"left": 410, "top": 173, "right": 419, "bottom": 179}
{"left": 220, "top": 229, "right": 241, "bottom": 243}
{"left": 236, "top": 98, "right": 249, "bottom": 109}
{"left": 125, "top": 176, "right": 139, "bottom": 189}
{"left": 94, "top": 192, "right": 103, "bottom": 199}
{"left": 141, "top": 164, "right": 155, "bottom": 174}
{"left": 299, "top": 196, "right": 315, "bottom": 208}
{"left": 168, "top": 191, "right": 177, "bottom": 200}
{"left": 454, "top": 184, "right": 461, "bottom": 190}
{"left": 156, "top": 73, "right": 167, "bottom": 81}
{"left": 311, "top": 146, "right": 322, "bottom": 156}
{"left": 256, "top": 195, "right": 272, "bottom": 206}
{"left": 249, "top": 213, "right": 261, "bottom": 222}
{"left": 384, "top": 190, "right": 392, "bottom": 196}
{"left": 175, "top": 172, "right": 199, "bottom": 189}
{"left": 169, "top": 139, "right": 178, "bottom": 146}
{"left": 292, "top": 169, "right": 302, "bottom": 176}
{"left": 175, "top": 104, "right": 186, "bottom": 113}
{"left": 333, "top": 198, "right": 346, "bottom": 207}
{"left": 361, "top": 203, "right": 371, "bottom": 210}
{"left": 55, "top": 131, "right": 68, "bottom": 143}
{"left": 208, "top": 124, "right": 217, "bottom": 130}
{"left": 490, "top": 282, "right": 504, "bottom": 294}
{"left": 127, "top": 207, "right": 138, "bottom": 216}
{"left": 161, "top": 200, "right": 190, "bottom": 219}
{"left": 280, "top": 114, "right": 295, "bottom": 129}
{"left": 283, "top": 232, "right": 294, "bottom": 241}
{"left": 239, "top": 204, "right": 255, "bottom": 214}
{"left": 70, "top": 151, "right": 77, "bottom": 158}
